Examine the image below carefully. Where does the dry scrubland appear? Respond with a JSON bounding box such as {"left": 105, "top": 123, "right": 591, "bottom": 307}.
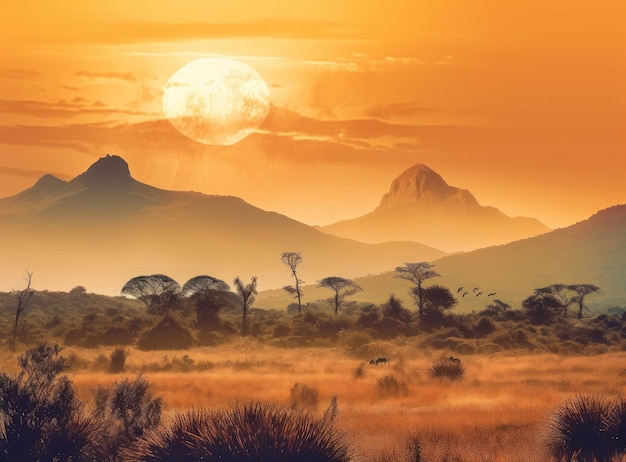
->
{"left": 3, "top": 341, "right": 625, "bottom": 461}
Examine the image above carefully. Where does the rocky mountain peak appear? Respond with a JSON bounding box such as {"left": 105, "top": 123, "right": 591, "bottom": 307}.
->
{"left": 73, "top": 154, "right": 132, "bottom": 187}
{"left": 377, "top": 163, "right": 478, "bottom": 209}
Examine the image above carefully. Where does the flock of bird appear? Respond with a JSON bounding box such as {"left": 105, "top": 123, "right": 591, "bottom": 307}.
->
{"left": 457, "top": 286, "right": 496, "bottom": 298}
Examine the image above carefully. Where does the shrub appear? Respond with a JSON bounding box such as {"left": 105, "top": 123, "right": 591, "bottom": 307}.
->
{"left": 110, "top": 347, "right": 128, "bottom": 373}
{"left": 290, "top": 382, "right": 320, "bottom": 411}
{"left": 137, "top": 314, "right": 193, "bottom": 350}
{"left": 122, "top": 401, "right": 351, "bottom": 462}
{"left": 547, "top": 395, "right": 614, "bottom": 461}
{"left": 0, "top": 342, "right": 105, "bottom": 461}
{"left": 429, "top": 356, "right": 465, "bottom": 380}
{"left": 376, "top": 374, "right": 408, "bottom": 397}
{"left": 94, "top": 375, "right": 162, "bottom": 456}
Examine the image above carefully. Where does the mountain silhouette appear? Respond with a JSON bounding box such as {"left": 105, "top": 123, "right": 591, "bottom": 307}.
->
{"left": 261, "top": 204, "right": 625, "bottom": 310}
{"left": 0, "top": 155, "right": 445, "bottom": 295}
{"left": 320, "top": 163, "right": 550, "bottom": 251}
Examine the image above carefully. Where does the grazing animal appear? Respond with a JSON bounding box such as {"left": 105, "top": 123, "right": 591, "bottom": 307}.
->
{"left": 462, "top": 291, "right": 469, "bottom": 297}
{"left": 476, "top": 292, "right": 483, "bottom": 296}
{"left": 369, "top": 359, "right": 376, "bottom": 365}
{"left": 488, "top": 292, "right": 496, "bottom": 296}
{"left": 472, "top": 287, "right": 480, "bottom": 293}
{"left": 448, "top": 356, "right": 461, "bottom": 364}
{"left": 375, "top": 357, "right": 389, "bottom": 365}
{"left": 457, "top": 287, "right": 463, "bottom": 293}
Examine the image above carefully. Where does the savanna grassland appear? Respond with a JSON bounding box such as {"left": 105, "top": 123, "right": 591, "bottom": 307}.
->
{"left": 1, "top": 288, "right": 626, "bottom": 460}
{"left": 2, "top": 340, "right": 626, "bottom": 461}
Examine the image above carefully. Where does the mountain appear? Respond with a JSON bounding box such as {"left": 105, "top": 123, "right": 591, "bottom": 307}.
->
{"left": 319, "top": 164, "right": 550, "bottom": 251}
{"left": 260, "top": 205, "right": 625, "bottom": 311}
{"left": 0, "top": 155, "right": 446, "bottom": 295}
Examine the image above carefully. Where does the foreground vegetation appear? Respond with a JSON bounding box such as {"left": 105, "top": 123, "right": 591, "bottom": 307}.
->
{"left": 1, "top": 342, "right": 626, "bottom": 461}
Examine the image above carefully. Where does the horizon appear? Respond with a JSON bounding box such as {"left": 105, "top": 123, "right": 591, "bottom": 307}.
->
{"left": 1, "top": 1, "right": 625, "bottom": 230}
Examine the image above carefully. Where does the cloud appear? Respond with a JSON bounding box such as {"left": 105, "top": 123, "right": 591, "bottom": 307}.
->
{"left": 75, "top": 71, "right": 138, "bottom": 82}
{"left": 0, "top": 165, "right": 68, "bottom": 180}
{"left": 0, "top": 99, "right": 156, "bottom": 118}
{"left": 365, "top": 102, "right": 440, "bottom": 119}
{"left": 0, "top": 69, "right": 40, "bottom": 80}
{"left": 46, "top": 19, "right": 366, "bottom": 45}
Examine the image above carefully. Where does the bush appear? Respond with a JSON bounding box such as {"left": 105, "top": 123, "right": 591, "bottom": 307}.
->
{"left": 137, "top": 315, "right": 193, "bottom": 350}
{"left": 94, "top": 375, "right": 162, "bottom": 457}
{"left": 110, "top": 347, "right": 128, "bottom": 373}
{"left": 290, "top": 382, "right": 320, "bottom": 411}
{"left": 122, "top": 401, "right": 351, "bottom": 462}
{"left": 429, "top": 356, "right": 465, "bottom": 380}
{"left": 547, "top": 395, "right": 622, "bottom": 461}
{"left": 0, "top": 342, "right": 105, "bottom": 461}
{"left": 376, "top": 375, "right": 408, "bottom": 397}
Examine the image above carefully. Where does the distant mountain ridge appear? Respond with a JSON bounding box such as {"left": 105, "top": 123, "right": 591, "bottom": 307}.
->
{"left": 0, "top": 155, "right": 445, "bottom": 295}
{"left": 321, "top": 163, "right": 550, "bottom": 251}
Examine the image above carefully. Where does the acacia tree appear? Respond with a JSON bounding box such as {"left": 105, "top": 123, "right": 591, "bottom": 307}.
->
{"left": 395, "top": 262, "right": 440, "bottom": 319}
{"left": 121, "top": 274, "right": 181, "bottom": 315}
{"left": 11, "top": 271, "right": 35, "bottom": 350}
{"left": 233, "top": 276, "right": 258, "bottom": 335}
{"left": 568, "top": 284, "right": 600, "bottom": 319}
{"left": 181, "top": 275, "right": 231, "bottom": 328}
{"left": 281, "top": 252, "right": 304, "bottom": 314}
{"left": 318, "top": 276, "right": 362, "bottom": 315}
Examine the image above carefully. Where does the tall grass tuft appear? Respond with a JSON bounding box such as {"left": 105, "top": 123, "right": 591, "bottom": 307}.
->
{"left": 429, "top": 356, "right": 465, "bottom": 380}
{"left": 122, "top": 401, "right": 351, "bottom": 462}
{"left": 290, "top": 382, "right": 320, "bottom": 411}
{"left": 547, "top": 395, "right": 612, "bottom": 461}
{"left": 110, "top": 347, "right": 128, "bottom": 373}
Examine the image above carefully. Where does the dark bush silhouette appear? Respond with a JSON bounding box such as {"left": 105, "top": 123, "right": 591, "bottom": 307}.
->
{"left": 547, "top": 395, "right": 617, "bottom": 462}
{"left": 122, "top": 401, "right": 351, "bottom": 462}
{"left": 137, "top": 314, "right": 193, "bottom": 350}
{"left": 0, "top": 342, "right": 105, "bottom": 461}
{"left": 94, "top": 375, "right": 162, "bottom": 457}
{"left": 429, "top": 356, "right": 465, "bottom": 380}
{"left": 110, "top": 347, "right": 128, "bottom": 373}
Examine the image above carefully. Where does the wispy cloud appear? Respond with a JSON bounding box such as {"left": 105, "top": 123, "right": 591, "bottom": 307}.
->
{"left": 0, "top": 69, "right": 40, "bottom": 80}
{"left": 45, "top": 19, "right": 366, "bottom": 45}
{"left": 75, "top": 71, "right": 138, "bottom": 82}
{"left": 365, "top": 102, "right": 440, "bottom": 119}
{"left": 0, "top": 98, "right": 156, "bottom": 118}
{"left": 0, "top": 165, "right": 69, "bottom": 180}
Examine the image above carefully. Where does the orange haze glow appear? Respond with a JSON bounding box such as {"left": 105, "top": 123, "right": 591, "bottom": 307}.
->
{"left": 1, "top": 0, "right": 625, "bottom": 230}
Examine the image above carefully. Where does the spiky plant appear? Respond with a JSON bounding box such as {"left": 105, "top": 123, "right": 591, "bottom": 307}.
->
{"left": 429, "top": 356, "right": 465, "bottom": 380}
{"left": 547, "top": 395, "right": 612, "bottom": 462}
{"left": 122, "top": 401, "right": 351, "bottom": 462}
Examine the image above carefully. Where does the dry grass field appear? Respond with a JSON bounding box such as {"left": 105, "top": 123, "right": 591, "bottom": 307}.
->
{"left": 2, "top": 339, "right": 622, "bottom": 461}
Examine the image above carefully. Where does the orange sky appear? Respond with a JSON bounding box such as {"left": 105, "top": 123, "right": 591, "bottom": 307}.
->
{"left": 1, "top": 0, "right": 624, "bottom": 229}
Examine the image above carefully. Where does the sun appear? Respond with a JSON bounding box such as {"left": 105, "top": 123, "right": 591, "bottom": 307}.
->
{"left": 162, "top": 58, "right": 271, "bottom": 146}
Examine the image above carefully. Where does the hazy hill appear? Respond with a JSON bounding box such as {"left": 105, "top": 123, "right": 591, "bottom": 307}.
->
{"left": 320, "top": 164, "right": 550, "bottom": 252}
{"left": 0, "top": 155, "right": 445, "bottom": 295}
{"left": 258, "top": 205, "right": 626, "bottom": 311}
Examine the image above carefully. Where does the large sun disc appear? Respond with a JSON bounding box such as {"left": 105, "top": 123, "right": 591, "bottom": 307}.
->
{"left": 162, "top": 58, "right": 270, "bottom": 145}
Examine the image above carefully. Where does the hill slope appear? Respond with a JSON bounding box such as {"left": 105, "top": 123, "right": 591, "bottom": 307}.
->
{"left": 0, "top": 155, "right": 445, "bottom": 294}
{"left": 259, "top": 205, "right": 626, "bottom": 311}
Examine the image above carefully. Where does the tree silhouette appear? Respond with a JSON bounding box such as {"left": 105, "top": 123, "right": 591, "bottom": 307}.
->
{"left": 318, "top": 276, "right": 362, "bottom": 315}
{"left": 567, "top": 284, "right": 600, "bottom": 319}
{"left": 121, "top": 274, "right": 181, "bottom": 315}
{"left": 181, "top": 275, "right": 231, "bottom": 329}
{"left": 395, "top": 262, "right": 440, "bottom": 319}
{"left": 11, "top": 270, "right": 35, "bottom": 350}
{"left": 233, "top": 276, "right": 258, "bottom": 335}
{"left": 281, "top": 252, "right": 304, "bottom": 314}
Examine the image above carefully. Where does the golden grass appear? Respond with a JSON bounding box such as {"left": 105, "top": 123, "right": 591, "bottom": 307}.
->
{"left": 5, "top": 340, "right": 626, "bottom": 461}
